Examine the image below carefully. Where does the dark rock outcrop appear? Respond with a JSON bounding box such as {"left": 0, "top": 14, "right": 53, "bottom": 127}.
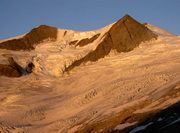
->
{"left": 109, "top": 14, "right": 157, "bottom": 52}
{"left": 76, "top": 33, "right": 100, "bottom": 47}
{"left": 0, "top": 25, "right": 58, "bottom": 51}
{"left": 128, "top": 102, "right": 180, "bottom": 133}
{"left": 0, "top": 64, "right": 21, "bottom": 77}
{"left": 7, "top": 57, "right": 25, "bottom": 75}
{"left": 69, "top": 40, "right": 78, "bottom": 45}
{"left": 0, "top": 57, "right": 34, "bottom": 77}
{"left": 63, "top": 31, "right": 67, "bottom": 37}
{"left": 65, "top": 14, "right": 157, "bottom": 72}
{"left": 69, "top": 33, "right": 100, "bottom": 47}
{"left": 25, "top": 62, "right": 35, "bottom": 73}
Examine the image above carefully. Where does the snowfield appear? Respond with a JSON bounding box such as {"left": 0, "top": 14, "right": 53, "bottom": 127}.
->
{"left": 0, "top": 23, "right": 180, "bottom": 133}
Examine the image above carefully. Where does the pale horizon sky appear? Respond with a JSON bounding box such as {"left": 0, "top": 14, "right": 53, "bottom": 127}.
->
{"left": 0, "top": 0, "right": 180, "bottom": 40}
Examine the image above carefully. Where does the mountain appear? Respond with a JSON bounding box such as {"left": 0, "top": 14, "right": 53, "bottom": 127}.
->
{"left": 0, "top": 25, "right": 58, "bottom": 51}
{"left": 0, "top": 15, "right": 157, "bottom": 77}
{"left": 65, "top": 15, "right": 157, "bottom": 72}
{"left": 0, "top": 15, "right": 179, "bottom": 133}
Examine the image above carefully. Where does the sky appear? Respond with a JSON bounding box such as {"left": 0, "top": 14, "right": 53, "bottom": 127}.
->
{"left": 0, "top": 0, "right": 180, "bottom": 40}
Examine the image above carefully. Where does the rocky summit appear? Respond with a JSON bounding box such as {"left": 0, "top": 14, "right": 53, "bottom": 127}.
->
{"left": 0, "top": 25, "right": 58, "bottom": 51}
{"left": 65, "top": 15, "right": 157, "bottom": 72}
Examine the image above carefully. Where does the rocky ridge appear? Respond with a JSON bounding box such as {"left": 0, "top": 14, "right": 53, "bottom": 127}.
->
{"left": 0, "top": 15, "right": 157, "bottom": 77}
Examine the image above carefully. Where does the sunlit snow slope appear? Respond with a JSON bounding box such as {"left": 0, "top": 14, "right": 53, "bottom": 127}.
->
{"left": 0, "top": 15, "right": 179, "bottom": 133}
{"left": 144, "top": 23, "right": 176, "bottom": 37}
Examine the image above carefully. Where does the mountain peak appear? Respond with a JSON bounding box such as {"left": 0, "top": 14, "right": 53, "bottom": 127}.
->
{"left": 116, "top": 14, "right": 135, "bottom": 23}
{"left": 121, "top": 14, "right": 132, "bottom": 19}
{"left": 64, "top": 15, "right": 157, "bottom": 72}
{"left": 0, "top": 24, "right": 58, "bottom": 51}
{"left": 109, "top": 14, "right": 157, "bottom": 51}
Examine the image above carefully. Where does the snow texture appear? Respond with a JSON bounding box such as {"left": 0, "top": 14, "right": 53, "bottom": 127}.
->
{"left": 0, "top": 22, "right": 180, "bottom": 133}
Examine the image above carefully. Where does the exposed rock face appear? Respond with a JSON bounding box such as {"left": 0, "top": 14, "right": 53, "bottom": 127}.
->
{"left": 25, "top": 62, "right": 35, "bottom": 73}
{"left": 69, "top": 34, "right": 100, "bottom": 47}
{"left": 0, "top": 64, "right": 21, "bottom": 77}
{"left": 0, "top": 57, "right": 34, "bottom": 77}
{"left": 109, "top": 15, "right": 157, "bottom": 52}
{"left": 7, "top": 57, "right": 25, "bottom": 75}
{"left": 0, "top": 57, "right": 23, "bottom": 77}
{"left": 65, "top": 15, "right": 157, "bottom": 72}
{"left": 0, "top": 25, "right": 58, "bottom": 51}
{"left": 76, "top": 33, "right": 100, "bottom": 47}
{"left": 128, "top": 102, "right": 180, "bottom": 133}
{"left": 69, "top": 40, "right": 78, "bottom": 45}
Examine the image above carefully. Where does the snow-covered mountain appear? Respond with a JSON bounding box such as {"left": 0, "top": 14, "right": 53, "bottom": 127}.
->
{"left": 0, "top": 15, "right": 179, "bottom": 133}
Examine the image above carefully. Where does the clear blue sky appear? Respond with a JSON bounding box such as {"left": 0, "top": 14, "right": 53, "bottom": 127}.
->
{"left": 0, "top": 0, "right": 180, "bottom": 40}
